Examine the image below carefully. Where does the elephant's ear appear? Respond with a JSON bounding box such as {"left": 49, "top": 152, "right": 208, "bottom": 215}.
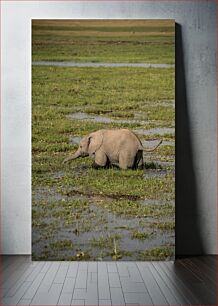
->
{"left": 88, "top": 131, "right": 103, "bottom": 155}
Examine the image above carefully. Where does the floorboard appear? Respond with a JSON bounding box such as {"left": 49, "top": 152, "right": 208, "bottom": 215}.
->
{"left": 0, "top": 256, "right": 216, "bottom": 305}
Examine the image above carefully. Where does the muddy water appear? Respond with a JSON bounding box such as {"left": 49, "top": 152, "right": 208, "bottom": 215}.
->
{"left": 69, "top": 136, "right": 81, "bottom": 145}
{"left": 141, "top": 139, "right": 174, "bottom": 147}
{"left": 51, "top": 171, "right": 65, "bottom": 179}
{"left": 32, "top": 185, "right": 174, "bottom": 260}
{"left": 67, "top": 112, "right": 175, "bottom": 140}
{"left": 134, "top": 127, "right": 175, "bottom": 136}
{"left": 143, "top": 169, "right": 170, "bottom": 178}
{"left": 154, "top": 100, "right": 175, "bottom": 108}
{"left": 33, "top": 186, "right": 87, "bottom": 202}
{"left": 67, "top": 112, "right": 147, "bottom": 125}
{"left": 32, "top": 61, "right": 174, "bottom": 69}
{"left": 152, "top": 160, "right": 175, "bottom": 167}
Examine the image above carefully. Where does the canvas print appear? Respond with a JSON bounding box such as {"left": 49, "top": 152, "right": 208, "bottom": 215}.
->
{"left": 32, "top": 20, "right": 175, "bottom": 261}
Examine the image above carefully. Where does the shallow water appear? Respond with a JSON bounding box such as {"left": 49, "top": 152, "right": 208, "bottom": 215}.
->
{"left": 134, "top": 127, "right": 175, "bottom": 136}
{"left": 69, "top": 136, "right": 81, "bottom": 145}
{"left": 152, "top": 160, "right": 175, "bottom": 167}
{"left": 143, "top": 169, "right": 169, "bottom": 178}
{"left": 67, "top": 112, "right": 175, "bottom": 139}
{"left": 51, "top": 171, "right": 65, "bottom": 179}
{"left": 32, "top": 184, "right": 175, "bottom": 260}
{"left": 33, "top": 187, "right": 65, "bottom": 202}
{"left": 120, "top": 231, "right": 174, "bottom": 254}
{"left": 140, "top": 199, "right": 174, "bottom": 206}
{"left": 32, "top": 61, "right": 174, "bottom": 69}
{"left": 33, "top": 186, "right": 87, "bottom": 202}
{"left": 67, "top": 112, "right": 147, "bottom": 125}
{"left": 155, "top": 100, "right": 175, "bottom": 108}
{"left": 141, "top": 139, "right": 174, "bottom": 147}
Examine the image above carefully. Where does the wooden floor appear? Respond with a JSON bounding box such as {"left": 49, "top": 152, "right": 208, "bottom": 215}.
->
{"left": 0, "top": 256, "right": 217, "bottom": 305}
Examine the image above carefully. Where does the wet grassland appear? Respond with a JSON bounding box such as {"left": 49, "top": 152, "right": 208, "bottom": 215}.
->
{"left": 32, "top": 20, "right": 175, "bottom": 261}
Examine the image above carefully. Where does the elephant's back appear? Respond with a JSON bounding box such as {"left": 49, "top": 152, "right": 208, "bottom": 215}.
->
{"left": 120, "top": 129, "right": 142, "bottom": 146}
{"left": 104, "top": 129, "right": 142, "bottom": 148}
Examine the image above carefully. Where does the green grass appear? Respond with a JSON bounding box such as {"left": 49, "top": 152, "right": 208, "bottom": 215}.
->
{"left": 130, "top": 230, "right": 151, "bottom": 240}
{"left": 49, "top": 240, "right": 74, "bottom": 251}
{"left": 32, "top": 20, "right": 175, "bottom": 64}
{"left": 32, "top": 66, "right": 175, "bottom": 109}
{"left": 90, "top": 234, "right": 121, "bottom": 249}
{"left": 138, "top": 246, "right": 174, "bottom": 260}
{"left": 32, "top": 66, "right": 175, "bottom": 260}
{"left": 33, "top": 166, "right": 175, "bottom": 201}
{"left": 32, "top": 65, "right": 175, "bottom": 189}
{"left": 157, "top": 145, "right": 175, "bottom": 157}
{"left": 95, "top": 198, "right": 174, "bottom": 218}
{"left": 140, "top": 133, "right": 175, "bottom": 141}
{"left": 89, "top": 233, "right": 124, "bottom": 260}
{"left": 151, "top": 221, "right": 175, "bottom": 231}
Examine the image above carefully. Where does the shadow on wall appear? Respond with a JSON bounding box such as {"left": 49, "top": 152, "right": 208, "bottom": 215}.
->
{"left": 175, "top": 24, "right": 205, "bottom": 256}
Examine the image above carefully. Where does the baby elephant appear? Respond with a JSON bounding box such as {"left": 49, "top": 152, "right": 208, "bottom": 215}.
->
{"left": 63, "top": 129, "right": 162, "bottom": 170}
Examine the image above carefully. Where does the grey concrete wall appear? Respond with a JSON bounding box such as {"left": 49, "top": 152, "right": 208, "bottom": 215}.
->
{"left": 1, "top": 1, "right": 217, "bottom": 255}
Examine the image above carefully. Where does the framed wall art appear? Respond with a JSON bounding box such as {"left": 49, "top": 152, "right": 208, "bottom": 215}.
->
{"left": 32, "top": 19, "right": 175, "bottom": 261}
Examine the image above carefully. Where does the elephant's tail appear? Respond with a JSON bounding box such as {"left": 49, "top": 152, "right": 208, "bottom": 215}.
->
{"left": 142, "top": 140, "right": 162, "bottom": 152}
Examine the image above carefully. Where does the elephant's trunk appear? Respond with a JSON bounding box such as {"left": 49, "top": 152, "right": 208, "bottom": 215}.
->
{"left": 62, "top": 149, "right": 81, "bottom": 164}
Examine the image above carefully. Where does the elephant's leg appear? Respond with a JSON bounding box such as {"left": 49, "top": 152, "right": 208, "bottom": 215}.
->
{"left": 138, "top": 158, "right": 144, "bottom": 170}
{"left": 119, "top": 151, "right": 135, "bottom": 170}
{"left": 134, "top": 150, "right": 144, "bottom": 170}
{"left": 92, "top": 150, "right": 108, "bottom": 169}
